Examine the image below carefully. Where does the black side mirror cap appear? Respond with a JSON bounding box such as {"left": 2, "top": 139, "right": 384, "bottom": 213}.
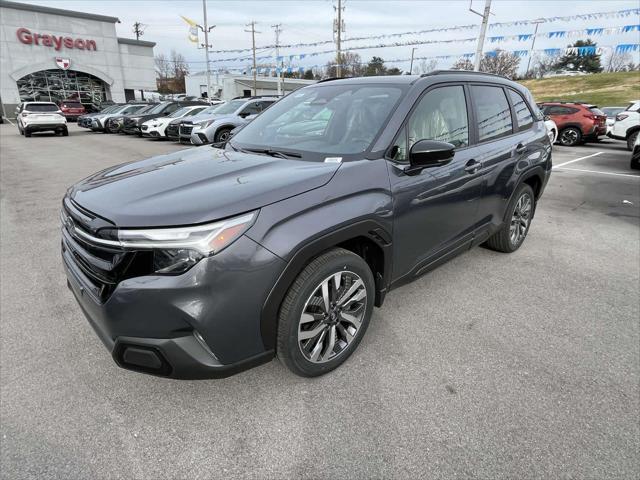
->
{"left": 405, "top": 140, "right": 455, "bottom": 174}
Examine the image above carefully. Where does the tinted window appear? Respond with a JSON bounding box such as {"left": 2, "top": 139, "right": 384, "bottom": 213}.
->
{"left": 163, "top": 103, "right": 181, "bottom": 114}
{"left": 25, "top": 103, "right": 58, "bottom": 112}
{"left": 409, "top": 85, "right": 469, "bottom": 148}
{"left": 508, "top": 89, "right": 534, "bottom": 131}
{"left": 472, "top": 85, "right": 513, "bottom": 142}
{"left": 214, "top": 100, "right": 247, "bottom": 115}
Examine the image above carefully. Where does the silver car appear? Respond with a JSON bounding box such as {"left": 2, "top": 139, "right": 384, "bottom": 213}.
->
{"left": 186, "top": 97, "right": 278, "bottom": 145}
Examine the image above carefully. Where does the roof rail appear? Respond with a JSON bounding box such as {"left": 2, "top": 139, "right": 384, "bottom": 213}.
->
{"left": 316, "top": 77, "right": 346, "bottom": 83}
{"left": 421, "top": 69, "right": 508, "bottom": 79}
{"left": 231, "top": 95, "right": 282, "bottom": 100}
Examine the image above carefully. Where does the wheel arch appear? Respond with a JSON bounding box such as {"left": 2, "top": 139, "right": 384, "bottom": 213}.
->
{"left": 259, "top": 220, "right": 392, "bottom": 351}
{"left": 625, "top": 125, "right": 640, "bottom": 139}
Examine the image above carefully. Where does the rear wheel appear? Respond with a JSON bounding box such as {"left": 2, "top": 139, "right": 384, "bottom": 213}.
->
{"left": 627, "top": 131, "right": 639, "bottom": 152}
{"left": 559, "top": 127, "right": 582, "bottom": 146}
{"left": 277, "top": 248, "right": 374, "bottom": 377}
{"left": 485, "top": 184, "right": 535, "bottom": 253}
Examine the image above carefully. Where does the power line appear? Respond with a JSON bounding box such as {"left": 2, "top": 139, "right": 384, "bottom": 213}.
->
{"left": 244, "top": 21, "right": 261, "bottom": 95}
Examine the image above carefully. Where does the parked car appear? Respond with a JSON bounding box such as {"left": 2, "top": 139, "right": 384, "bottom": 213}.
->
{"left": 77, "top": 104, "right": 122, "bottom": 128}
{"left": 539, "top": 102, "right": 607, "bottom": 146}
{"left": 121, "top": 101, "right": 206, "bottom": 136}
{"left": 106, "top": 104, "right": 158, "bottom": 133}
{"left": 141, "top": 105, "right": 209, "bottom": 139}
{"left": 631, "top": 131, "right": 640, "bottom": 170}
{"left": 16, "top": 101, "right": 68, "bottom": 137}
{"left": 90, "top": 104, "right": 148, "bottom": 132}
{"left": 61, "top": 72, "right": 551, "bottom": 379}
{"left": 601, "top": 106, "right": 625, "bottom": 135}
{"left": 58, "top": 100, "right": 86, "bottom": 122}
{"left": 609, "top": 100, "right": 640, "bottom": 151}
{"left": 544, "top": 116, "right": 558, "bottom": 144}
{"left": 187, "top": 97, "right": 278, "bottom": 145}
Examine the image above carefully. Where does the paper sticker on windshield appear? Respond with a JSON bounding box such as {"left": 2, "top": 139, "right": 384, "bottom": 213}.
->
{"left": 325, "top": 157, "right": 342, "bottom": 163}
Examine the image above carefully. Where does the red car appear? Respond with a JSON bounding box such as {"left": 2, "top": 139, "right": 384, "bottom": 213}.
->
{"left": 539, "top": 102, "right": 607, "bottom": 146}
{"left": 58, "top": 101, "right": 86, "bottom": 122}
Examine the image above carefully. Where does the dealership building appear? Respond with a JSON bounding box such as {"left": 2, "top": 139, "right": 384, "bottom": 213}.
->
{"left": 0, "top": 0, "right": 156, "bottom": 116}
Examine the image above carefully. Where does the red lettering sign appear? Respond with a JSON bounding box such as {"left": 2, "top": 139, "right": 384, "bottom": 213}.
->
{"left": 16, "top": 28, "right": 97, "bottom": 51}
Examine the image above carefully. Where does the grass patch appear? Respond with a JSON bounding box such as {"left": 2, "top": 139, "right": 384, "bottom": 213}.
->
{"left": 519, "top": 71, "right": 640, "bottom": 106}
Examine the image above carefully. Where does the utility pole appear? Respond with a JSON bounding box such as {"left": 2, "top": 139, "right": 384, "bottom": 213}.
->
{"left": 409, "top": 47, "right": 417, "bottom": 75}
{"left": 132, "top": 21, "right": 146, "bottom": 41}
{"left": 201, "top": 0, "right": 213, "bottom": 100}
{"left": 333, "top": 0, "right": 344, "bottom": 77}
{"left": 245, "top": 21, "right": 260, "bottom": 95}
{"left": 526, "top": 19, "right": 545, "bottom": 76}
{"left": 272, "top": 23, "right": 282, "bottom": 96}
{"left": 470, "top": 0, "right": 492, "bottom": 71}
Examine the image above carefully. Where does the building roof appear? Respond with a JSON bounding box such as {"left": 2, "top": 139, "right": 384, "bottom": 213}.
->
{"left": 234, "top": 79, "right": 314, "bottom": 90}
{"left": 0, "top": 0, "right": 120, "bottom": 24}
{"left": 117, "top": 37, "right": 156, "bottom": 48}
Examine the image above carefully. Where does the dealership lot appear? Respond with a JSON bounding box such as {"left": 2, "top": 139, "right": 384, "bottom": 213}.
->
{"left": 1, "top": 125, "right": 638, "bottom": 479}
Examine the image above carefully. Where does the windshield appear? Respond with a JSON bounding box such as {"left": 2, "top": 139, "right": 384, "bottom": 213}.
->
{"left": 231, "top": 85, "right": 403, "bottom": 155}
{"left": 589, "top": 107, "right": 605, "bottom": 116}
{"left": 147, "top": 103, "right": 171, "bottom": 114}
{"left": 213, "top": 99, "right": 246, "bottom": 115}
{"left": 100, "top": 105, "right": 119, "bottom": 113}
{"left": 168, "top": 107, "right": 193, "bottom": 118}
{"left": 134, "top": 104, "right": 157, "bottom": 115}
{"left": 601, "top": 107, "right": 624, "bottom": 117}
{"left": 25, "top": 103, "right": 58, "bottom": 112}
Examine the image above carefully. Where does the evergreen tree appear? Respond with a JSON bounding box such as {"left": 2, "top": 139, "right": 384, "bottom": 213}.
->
{"left": 553, "top": 39, "right": 602, "bottom": 73}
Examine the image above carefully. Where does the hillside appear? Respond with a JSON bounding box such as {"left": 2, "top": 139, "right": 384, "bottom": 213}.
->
{"left": 520, "top": 71, "right": 640, "bottom": 106}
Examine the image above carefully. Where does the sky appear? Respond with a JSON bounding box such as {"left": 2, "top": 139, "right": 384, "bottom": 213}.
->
{"left": 17, "top": 0, "right": 640, "bottom": 74}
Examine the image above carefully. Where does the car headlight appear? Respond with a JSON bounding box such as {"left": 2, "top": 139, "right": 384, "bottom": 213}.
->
{"left": 197, "top": 120, "right": 214, "bottom": 128}
{"left": 117, "top": 212, "right": 257, "bottom": 274}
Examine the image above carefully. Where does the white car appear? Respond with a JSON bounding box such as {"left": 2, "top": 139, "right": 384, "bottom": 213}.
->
{"left": 610, "top": 100, "right": 640, "bottom": 151}
{"left": 544, "top": 117, "right": 558, "bottom": 144}
{"left": 601, "top": 106, "right": 625, "bottom": 135}
{"left": 16, "top": 101, "right": 68, "bottom": 137}
{"left": 141, "top": 104, "right": 210, "bottom": 139}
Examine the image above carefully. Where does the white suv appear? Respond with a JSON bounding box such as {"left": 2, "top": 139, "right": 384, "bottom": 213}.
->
{"left": 16, "top": 102, "right": 68, "bottom": 137}
{"left": 609, "top": 100, "right": 640, "bottom": 151}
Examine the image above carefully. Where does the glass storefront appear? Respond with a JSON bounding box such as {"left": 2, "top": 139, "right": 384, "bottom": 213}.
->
{"left": 16, "top": 69, "right": 107, "bottom": 107}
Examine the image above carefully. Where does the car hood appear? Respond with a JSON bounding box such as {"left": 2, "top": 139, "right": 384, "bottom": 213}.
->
{"left": 68, "top": 147, "right": 340, "bottom": 227}
{"left": 183, "top": 113, "right": 228, "bottom": 124}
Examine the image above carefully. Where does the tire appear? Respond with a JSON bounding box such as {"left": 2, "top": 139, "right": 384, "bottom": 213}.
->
{"left": 18, "top": 124, "right": 24, "bottom": 135}
{"left": 277, "top": 248, "right": 375, "bottom": 377}
{"left": 214, "top": 127, "right": 232, "bottom": 143}
{"left": 62, "top": 127, "right": 69, "bottom": 137}
{"left": 627, "top": 131, "right": 639, "bottom": 152}
{"left": 24, "top": 128, "right": 31, "bottom": 137}
{"left": 485, "top": 183, "right": 535, "bottom": 253}
{"left": 558, "top": 127, "right": 582, "bottom": 146}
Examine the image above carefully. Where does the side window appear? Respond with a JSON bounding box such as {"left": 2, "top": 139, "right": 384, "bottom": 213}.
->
{"left": 508, "top": 89, "right": 534, "bottom": 131}
{"left": 240, "top": 102, "right": 262, "bottom": 116}
{"left": 164, "top": 104, "right": 180, "bottom": 114}
{"left": 390, "top": 126, "right": 408, "bottom": 163}
{"left": 185, "top": 108, "right": 201, "bottom": 117}
{"left": 408, "top": 85, "right": 469, "bottom": 149}
{"left": 471, "top": 85, "right": 513, "bottom": 142}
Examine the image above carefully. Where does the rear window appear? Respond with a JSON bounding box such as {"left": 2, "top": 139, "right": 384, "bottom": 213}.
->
{"left": 62, "top": 102, "right": 82, "bottom": 108}
{"left": 25, "top": 103, "right": 58, "bottom": 112}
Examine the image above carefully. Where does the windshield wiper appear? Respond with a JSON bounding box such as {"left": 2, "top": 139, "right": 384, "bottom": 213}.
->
{"left": 243, "top": 147, "right": 302, "bottom": 159}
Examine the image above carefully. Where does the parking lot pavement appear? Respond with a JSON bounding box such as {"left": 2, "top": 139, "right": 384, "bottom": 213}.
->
{"left": 1, "top": 124, "right": 638, "bottom": 479}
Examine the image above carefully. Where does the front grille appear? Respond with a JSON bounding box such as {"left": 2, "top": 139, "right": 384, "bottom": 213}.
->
{"left": 180, "top": 125, "right": 193, "bottom": 136}
{"left": 60, "top": 206, "right": 151, "bottom": 302}
{"left": 166, "top": 125, "right": 178, "bottom": 137}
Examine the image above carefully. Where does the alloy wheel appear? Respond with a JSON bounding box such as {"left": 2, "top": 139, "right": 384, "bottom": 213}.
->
{"left": 510, "top": 192, "right": 532, "bottom": 246}
{"left": 560, "top": 129, "right": 578, "bottom": 146}
{"left": 298, "top": 271, "right": 367, "bottom": 363}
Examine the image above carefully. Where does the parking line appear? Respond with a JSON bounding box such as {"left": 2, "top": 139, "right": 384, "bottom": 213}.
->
{"left": 553, "top": 151, "right": 603, "bottom": 169}
{"left": 555, "top": 167, "right": 640, "bottom": 178}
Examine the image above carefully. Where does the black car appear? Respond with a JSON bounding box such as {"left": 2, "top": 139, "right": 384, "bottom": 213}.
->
{"left": 105, "top": 103, "right": 158, "bottom": 133}
{"left": 61, "top": 72, "right": 551, "bottom": 379}
{"left": 164, "top": 117, "right": 182, "bottom": 141}
{"left": 121, "top": 101, "right": 206, "bottom": 136}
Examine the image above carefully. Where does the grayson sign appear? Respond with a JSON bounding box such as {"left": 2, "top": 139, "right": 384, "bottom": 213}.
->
{"left": 16, "top": 27, "right": 97, "bottom": 51}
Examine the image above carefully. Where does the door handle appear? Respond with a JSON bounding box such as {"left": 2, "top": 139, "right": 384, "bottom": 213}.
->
{"left": 515, "top": 143, "right": 526, "bottom": 154}
{"left": 464, "top": 159, "right": 480, "bottom": 174}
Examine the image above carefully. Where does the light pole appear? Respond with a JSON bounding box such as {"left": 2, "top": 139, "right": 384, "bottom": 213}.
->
{"left": 409, "top": 47, "right": 417, "bottom": 74}
{"left": 470, "top": 0, "right": 492, "bottom": 71}
{"left": 526, "top": 19, "right": 545, "bottom": 76}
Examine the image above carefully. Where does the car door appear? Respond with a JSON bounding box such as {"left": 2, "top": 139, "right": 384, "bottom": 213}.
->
{"left": 387, "top": 84, "right": 484, "bottom": 281}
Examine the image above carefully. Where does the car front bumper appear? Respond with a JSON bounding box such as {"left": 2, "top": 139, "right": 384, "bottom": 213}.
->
{"left": 62, "top": 233, "right": 284, "bottom": 379}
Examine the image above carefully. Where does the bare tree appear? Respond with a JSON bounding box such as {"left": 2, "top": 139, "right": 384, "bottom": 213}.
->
{"left": 417, "top": 59, "right": 438, "bottom": 74}
{"left": 325, "top": 52, "right": 364, "bottom": 77}
{"left": 480, "top": 50, "right": 520, "bottom": 79}
{"left": 529, "top": 54, "right": 557, "bottom": 79}
{"left": 604, "top": 50, "right": 633, "bottom": 72}
{"left": 155, "top": 53, "right": 171, "bottom": 80}
{"left": 169, "top": 49, "right": 190, "bottom": 80}
{"left": 451, "top": 57, "right": 474, "bottom": 70}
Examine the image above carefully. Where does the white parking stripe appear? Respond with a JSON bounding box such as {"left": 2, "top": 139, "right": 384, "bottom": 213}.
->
{"left": 555, "top": 167, "right": 640, "bottom": 178}
{"left": 553, "top": 151, "right": 603, "bottom": 169}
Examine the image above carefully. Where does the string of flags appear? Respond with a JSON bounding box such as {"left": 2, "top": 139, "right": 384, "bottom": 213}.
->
{"left": 199, "top": 8, "right": 640, "bottom": 55}
{"left": 208, "top": 24, "right": 640, "bottom": 64}
{"left": 210, "top": 43, "right": 640, "bottom": 75}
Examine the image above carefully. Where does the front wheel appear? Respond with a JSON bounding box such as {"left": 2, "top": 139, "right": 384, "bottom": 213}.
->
{"left": 627, "top": 131, "right": 639, "bottom": 152}
{"left": 214, "top": 127, "right": 232, "bottom": 143}
{"left": 277, "top": 248, "right": 374, "bottom": 377}
{"left": 558, "top": 127, "right": 582, "bottom": 146}
{"left": 485, "top": 184, "right": 535, "bottom": 253}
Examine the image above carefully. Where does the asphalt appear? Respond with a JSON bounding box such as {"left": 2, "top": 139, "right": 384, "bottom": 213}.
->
{"left": 1, "top": 125, "right": 639, "bottom": 479}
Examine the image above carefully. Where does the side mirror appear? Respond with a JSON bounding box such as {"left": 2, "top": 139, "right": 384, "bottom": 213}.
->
{"left": 406, "top": 140, "right": 455, "bottom": 174}
{"left": 544, "top": 115, "right": 551, "bottom": 121}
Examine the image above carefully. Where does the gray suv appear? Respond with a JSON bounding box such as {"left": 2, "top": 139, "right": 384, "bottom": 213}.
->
{"left": 61, "top": 72, "right": 551, "bottom": 379}
{"left": 183, "top": 96, "right": 277, "bottom": 145}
